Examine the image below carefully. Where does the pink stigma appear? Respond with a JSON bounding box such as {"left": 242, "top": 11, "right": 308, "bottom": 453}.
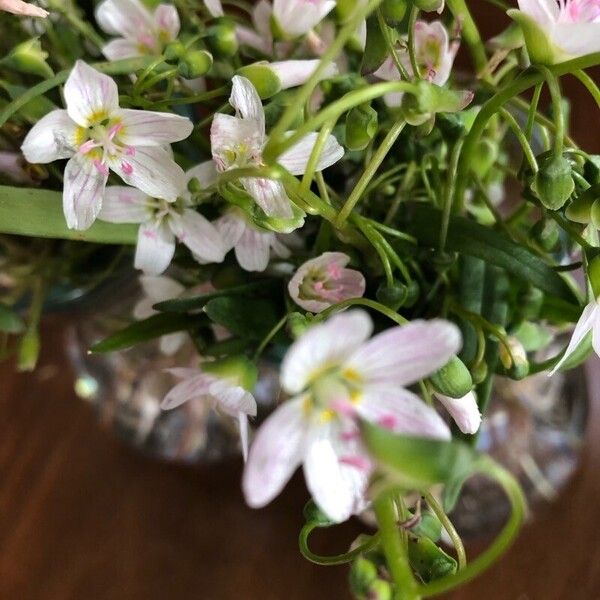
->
{"left": 339, "top": 455, "right": 371, "bottom": 471}
{"left": 79, "top": 140, "right": 98, "bottom": 155}
{"left": 108, "top": 123, "right": 123, "bottom": 140}
{"left": 125, "top": 146, "right": 136, "bottom": 156}
{"left": 330, "top": 398, "right": 357, "bottom": 417}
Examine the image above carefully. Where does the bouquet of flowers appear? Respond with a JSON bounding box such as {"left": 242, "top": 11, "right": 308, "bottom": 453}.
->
{"left": 1, "top": 0, "right": 599, "bottom": 596}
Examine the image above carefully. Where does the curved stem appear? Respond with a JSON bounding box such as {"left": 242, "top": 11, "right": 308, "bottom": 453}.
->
{"left": 407, "top": 7, "right": 421, "bottom": 79}
{"left": 299, "top": 523, "right": 380, "bottom": 566}
{"left": 439, "top": 139, "right": 464, "bottom": 252}
{"left": 377, "top": 8, "right": 411, "bottom": 81}
{"left": 445, "top": 0, "right": 488, "bottom": 75}
{"left": 423, "top": 493, "right": 466, "bottom": 571}
{"left": 253, "top": 315, "right": 288, "bottom": 360}
{"left": 499, "top": 107, "right": 539, "bottom": 173}
{"left": 525, "top": 82, "right": 543, "bottom": 141}
{"left": 300, "top": 118, "right": 337, "bottom": 193}
{"left": 315, "top": 297, "right": 408, "bottom": 325}
{"left": 539, "top": 66, "right": 565, "bottom": 157}
{"left": 419, "top": 458, "right": 526, "bottom": 597}
{"left": 336, "top": 120, "right": 407, "bottom": 226}
{"left": 572, "top": 69, "right": 600, "bottom": 108}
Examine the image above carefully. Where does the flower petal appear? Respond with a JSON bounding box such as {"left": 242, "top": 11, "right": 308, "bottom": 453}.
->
{"left": 234, "top": 225, "right": 273, "bottom": 272}
{"left": 101, "top": 38, "right": 141, "bottom": 61}
{"left": 242, "top": 177, "right": 293, "bottom": 218}
{"left": 210, "top": 113, "right": 263, "bottom": 170}
{"left": 243, "top": 397, "right": 306, "bottom": 508}
{"left": 0, "top": 0, "right": 48, "bottom": 17}
{"left": 553, "top": 22, "right": 600, "bottom": 57}
{"left": 269, "top": 60, "right": 338, "bottom": 90}
{"left": 281, "top": 310, "right": 373, "bottom": 395}
{"left": 273, "top": 0, "right": 336, "bottom": 37}
{"left": 99, "top": 186, "right": 149, "bottom": 223}
{"left": 435, "top": 391, "right": 481, "bottom": 435}
{"left": 162, "top": 372, "right": 213, "bottom": 410}
{"left": 210, "top": 380, "right": 258, "bottom": 417}
{"left": 117, "top": 109, "right": 193, "bottom": 146}
{"left": 109, "top": 146, "right": 186, "bottom": 201}
{"left": 186, "top": 160, "right": 219, "bottom": 190}
{"left": 203, "top": 0, "right": 224, "bottom": 17}
{"left": 358, "top": 385, "right": 452, "bottom": 440}
{"left": 550, "top": 301, "right": 598, "bottom": 374}
{"left": 346, "top": 319, "right": 462, "bottom": 387}
{"left": 21, "top": 109, "right": 77, "bottom": 164}
{"left": 278, "top": 132, "right": 344, "bottom": 176}
{"left": 139, "top": 274, "right": 185, "bottom": 303}
{"left": 230, "top": 75, "right": 265, "bottom": 135}
{"left": 517, "top": 0, "right": 558, "bottom": 24}
{"left": 154, "top": 4, "right": 180, "bottom": 39}
{"left": 96, "top": 0, "right": 154, "bottom": 38}
{"left": 159, "top": 332, "right": 187, "bottom": 355}
{"left": 134, "top": 222, "right": 176, "bottom": 275}
{"left": 63, "top": 154, "right": 108, "bottom": 230}
{"left": 214, "top": 211, "right": 246, "bottom": 251}
{"left": 304, "top": 422, "right": 369, "bottom": 523}
{"left": 170, "top": 209, "right": 227, "bottom": 263}
{"left": 64, "top": 61, "right": 119, "bottom": 128}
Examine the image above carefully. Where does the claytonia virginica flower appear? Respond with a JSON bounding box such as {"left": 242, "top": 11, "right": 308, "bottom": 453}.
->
{"left": 0, "top": 0, "right": 47, "bottom": 17}
{"left": 375, "top": 20, "right": 459, "bottom": 107}
{"left": 162, "top": 358, "right": 259, "bottom": 459}
{"left": 272, "top": 0, "right": 336, "bottom": 38}
{"left": 134, "top": 275, "right": 187, "bottom": 355}
{"left": 243, "top": 310, "right": 461, "bottom": 522}
{"left": 21, "top": 61, "right": 193, "bottom": 231}
{"left": 288, "top": 252, "right": 366, "bottom": 313}
{"left": 549, "top": 297, "right": 600, "bottom": 374}
{"left": 211, "top": 75, "right": 343, "bottom": 219}
{"left": 99, "top": 163, "right": 226, "bottom": 275}
{"left": 203, "top": 0, "right": 224, "bottom": 17}
{"left": 509, "top": 0, "right": 600, "bottom": 64}
{"left": 434, "top": 391, "right": 481, "bottom": 435}
{"left": 96, "top": 0, "right": 180, "bottom": 61}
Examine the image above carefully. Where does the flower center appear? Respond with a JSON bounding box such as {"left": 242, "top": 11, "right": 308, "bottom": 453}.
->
{"left": 303, "top": 370, "right": 364, "bottom": 423}
{"left": 557, "top": 0, "right": 600, "bottom": 23}
{"left": 145, "top": 196, "right": 186, "bottom": 227}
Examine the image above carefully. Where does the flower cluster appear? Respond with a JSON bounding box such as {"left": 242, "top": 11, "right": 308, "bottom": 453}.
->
{"left": 2, "top": 0, "right": 600, "bottom": 597}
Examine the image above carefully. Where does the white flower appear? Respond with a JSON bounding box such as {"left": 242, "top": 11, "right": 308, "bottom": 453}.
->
{"left": 235, "top": 0, "right": 273, "bottom": 54}
{"left": 243, "top": 310, "right": 461, "bottom": 522}
{"left": 549, "top": 297, "right": 600, "bottom": 374}
{"left": 20, "top": 61, "right": 193, "bottom": 231}
{"left": 203, "top": 0, "right": 224, "bottom": 17}
{"left": 375, "top": 20, "right": 459, "bottom": 107}
{"left": 288, "top": 252, "right": 366, "bottom": 313}
{"left": 0, "top": 0, "right": 47, "bottom": 17}
{"left": 215, "top": 208, "right": 292, "bottom": 272}
{"left": 96, "top": 0, "right": 180, "bottom": 60}
{"left": 162, "top": 365, "right": 258, "bottom": 459}
{"left": 273, "top": 0, "right": 336, "bottom": 38}
{"left": 211, "top": 75, "right": 343, "bottom": 219}
{"left": 98, "top": 163, "right": 226, "bottom": 275}
{"left": 434, "top": 391, "right": 481, "bottom": 435}
{"left": 134, "top": 275, "right": 188, "bottom": 355}
{"left": 510, "top": 0, "right": 600, "bottom": 63}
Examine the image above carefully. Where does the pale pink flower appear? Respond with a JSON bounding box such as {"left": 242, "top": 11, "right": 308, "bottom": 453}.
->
{"left": 273, "top": 0, "right": 335, "bottom": 38}
{"left": 235, "top": 0, "right": 273, "bottom": 54}
{"left": 98, "top": 162, "right": 226, "bottom": 275}
{"left": 133, "top": 275, "right": 188, "bottom": 355}
{"left": 162, "top": 366, "right": 258, "bottom": 459}
{"left": 0, "top": 0, "right": 47, "bottom": 17}
{"left": 549, "top": 298, "right": 600, "bottom": 374}
{"left": 374, "top": 20, "right": 459, "bottom": 106}
{"left": 434, "top": 391, "right": 481, "bottom": 435}
{"left": 21, "top": 61, "right": 193, "bottom": 230}
{"left": 203, "top": 0, "right": 224, "bottom": 17}
{"left": 243, "top": 310, "right": 461, "bottom": 522}
{"left": 96, "top": 0, "right": 180, "bottom": 60}
{"left": 288, "top": 252, "right": 366, "bottom": 313}
{"left": 210, "top": 76, "right": 343, "bottom": 219}
{"left": 510, "top": 0, "right": 600, "bottom": 62}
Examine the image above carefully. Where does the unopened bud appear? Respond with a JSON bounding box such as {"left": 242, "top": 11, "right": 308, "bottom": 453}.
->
{"left": 471, "top": 139, "right": 498, "bottom": 180}
{"left": 531, "top": 219, "right": 559, "bottom": 251}
{"left": 177, "top": 50, "right": 213, "bottom": 78}
{"left": 499, "top": 337, "right": 529, "bottom": 379}
{"left": 237, "top": 63, "right": 282, "bottom": 99}
{"left": 345, "top": 104, "right": 378, "bottom": 151}
{"left": 471, "top": 361, "right": 488, "bottom": 384}
{"left": 367, "top": 580, "right": 393, "bottom": 600}
{"left": 413, "top": 0, "right": 444, "bottom": 12}
{"left": 206, "top": 19, "right": 239, "bottom": 57}
{"left": 2, "top": 38, "right": 53, "bottom": 78}
{"left": 588, "top": 255, "right": 600, "bottom": 300}
{"left": 430, "top": 355, "right": 473, "bottom": 399}
{"left": 376, "top": 282, "right": 408, "bottom": 311}
{"left": 288, "top": 312, "right": 311, "bottom": 339}
{"left": 201, "top": 355, "right": 258, "bottom": 391}
{"left": 381, "top": 0, "right": 408, "bottom": 23}
{"left": 532, "top": 154, "right": 574, "bottom": 210}
{"left": 349, "top": 557, "right": 378, "bottom": 596}
{"left": 164, "top": 40, "right": 187, "bottom": 63}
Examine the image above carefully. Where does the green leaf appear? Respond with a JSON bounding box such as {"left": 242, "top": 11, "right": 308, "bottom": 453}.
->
{"left": 153, "top": 281, "right": 275, "bottom": 313}
{"left": 404, "top": 204, "right": 579, "bottom": 304}
{"left": 0, "top": 302, "right": 25, "bottom": 334}
{"left": 513, "top": 321, "right": 554, "bottom": 352}
{"left": 90, "top": 313, "right": 201, "bottom": 353}
{"left": 361, "top": 15, "right": 388, "bottom": 75}
{"left": 204, "top": 296, "right": 280, "bottom": 340}
{"left": 0, "top": 186, "right": 138, "bottom": 244}
{"left": 362, "top": 421, "right": 480, "bottom": 491}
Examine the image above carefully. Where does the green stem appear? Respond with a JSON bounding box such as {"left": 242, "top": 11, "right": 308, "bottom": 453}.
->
{"left": 265, "top": 81, "right": 416, "bottom": 162}
{"left": 407, "top": 7, "right": 421, "bottom": 79}
{"left": 419, "top": 458, "right": 526, "bottom": 597}
{"left": 423, "top": 493, "right": 466, "bottom": 571}
{"left": 266, "top": 0, "right": 384, "bottom": 149}
{"left": 445, "top": 0, "right": 488, "bottom": 75}
{"left": 299, "top": 524, "right": 380, "bottom": 566}
{"left": 499, "top": 107, "right": 538, "bottom": 173}
{"left": 525, "top": 82, "right": 543, "bottom": 141}
{"left": 154, "top": 86, "right": 229, "bottom": 107}
{"left": 50, "top": 2, "right": 105, "bottom": 49}
{"left": 137, "top": 67, "right": 179, "bottom": 93}
{"left": 355, "top": 219, "right": 395, "bottom": 287}
{"left": 377, "top": 8, "right": 410, "bottom": 81}
{"left": 439, "top": 139, "right": 464, "bottom": 252}
{"left": 374, "top": 495, "right": 421, "bottom": 600}
{"left": 253, "top": 315, "right": 288, "bottom": 360}
{"left": 539, "top": 66, "right": 565, "bottom": 157}
{"left": 572, "top": 69, "right": 600, "bottom": 108}
{"left": 336, "top": 120, "right": 407, "bottom": 226}
{"left": 315, "top": 297, "right": 408, "bottom": 325}
{"left": 300, "top": 118, "right": 336, "bottom": 193}
{"left": 0, "top": 57, "right": 155, "bottom": 128}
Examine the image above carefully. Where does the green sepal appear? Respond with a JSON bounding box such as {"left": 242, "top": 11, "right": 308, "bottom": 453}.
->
{"left": 430, "top": 355, "right": 473, "bottom": 399}
{"left": 236, "top": 64, "right": 282, "bottom": 99}
{"left": 381, "top": 0, "right": 408, "bottom": 24}
{"left": 588, "top": 254, "right": 600, "bottom": 299}
{"left": 345, "top": 104, "right": 378, "bottom": 151}
{"left": 201, "top": 355, "right": 258, "bottom": 391}
{"left": 303, "top": 499, "right": 336, "bottom": 527}
{"left": 408, "top": 536, "right": 458, "bottom": 583}
{"left": 532, "top": 154, "right": 575, "bottom": 210}
{"left": 401, "top": 81, "right": 474, "bottom": 126}
{"left": 361, "top": 14, "right": 388, "bottom": 75}
{"left": 1, "top": 38, "right": 54, "bottom": 78}
{"left": 177, "top": 50, "right": 213, "bottom": 78}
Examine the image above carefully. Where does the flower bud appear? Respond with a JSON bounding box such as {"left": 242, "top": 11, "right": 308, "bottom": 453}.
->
{"left": 471, "top": 139, "right": 498, "bottom": 180}
{"left": 206, "top": 19, "right": 239, "bottom": 57}
{"left": 2, "top": 38, "right": 53, "bottom": 78}
{"left": 237, "top": 64, "right": 282, "bottom": 99}
{"left": 367, "top": 580, "right": 393, "bottom": 600}
{"left": 531, "top": 218, "right": 559, "bottom": 251}
{"left": 177, "top": 50, "right": 213, "bottom": 78}
{"left": 588, "top": 255, "right": 600, "bottom": 300}
{"left": 408, "top": 536, "right": 457, "bottom": 583}
{"left": 565, "top": 194, "right": 593, "bottom": 224}
{"left": 201, "top": 355, "right": 258, "bottom": 391}
{"left": 499, "top": 336, "right": 529, "bottom": 379}
{"left": 17, "top": 328, "right": 40, "bottom": 372}
{"left": 381, "top": 0, "right": 408, "bottom": 23}
{"left": 288, "top": 312, "right": 311, "bottom": 338}
{"left": 164, "top": 40, "right": 187, "bottom": 63}
{"left": 413, "top": 0, "right": 445, "bottom": 12}
{"left": 532, "top": 154, "right": 574, "bottom": 210}
{"left": 430, "top": 355, "right": 473, "bottom": 399}
{"left": 349, "top": 557, "right": 378, "bottom": 597}
{"left": 345, "top": 104, "right": 378, "bottom": 151}
{"left": 471, "top": 361, "right": 488, "bottom": 384}
{"left": 376, "top": 282, "right": 408, "bottom": 311}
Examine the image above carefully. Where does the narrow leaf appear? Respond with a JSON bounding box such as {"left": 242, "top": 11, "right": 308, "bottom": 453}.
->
{"left": 0, "top": 302, "right": 25, "bottom": 334}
